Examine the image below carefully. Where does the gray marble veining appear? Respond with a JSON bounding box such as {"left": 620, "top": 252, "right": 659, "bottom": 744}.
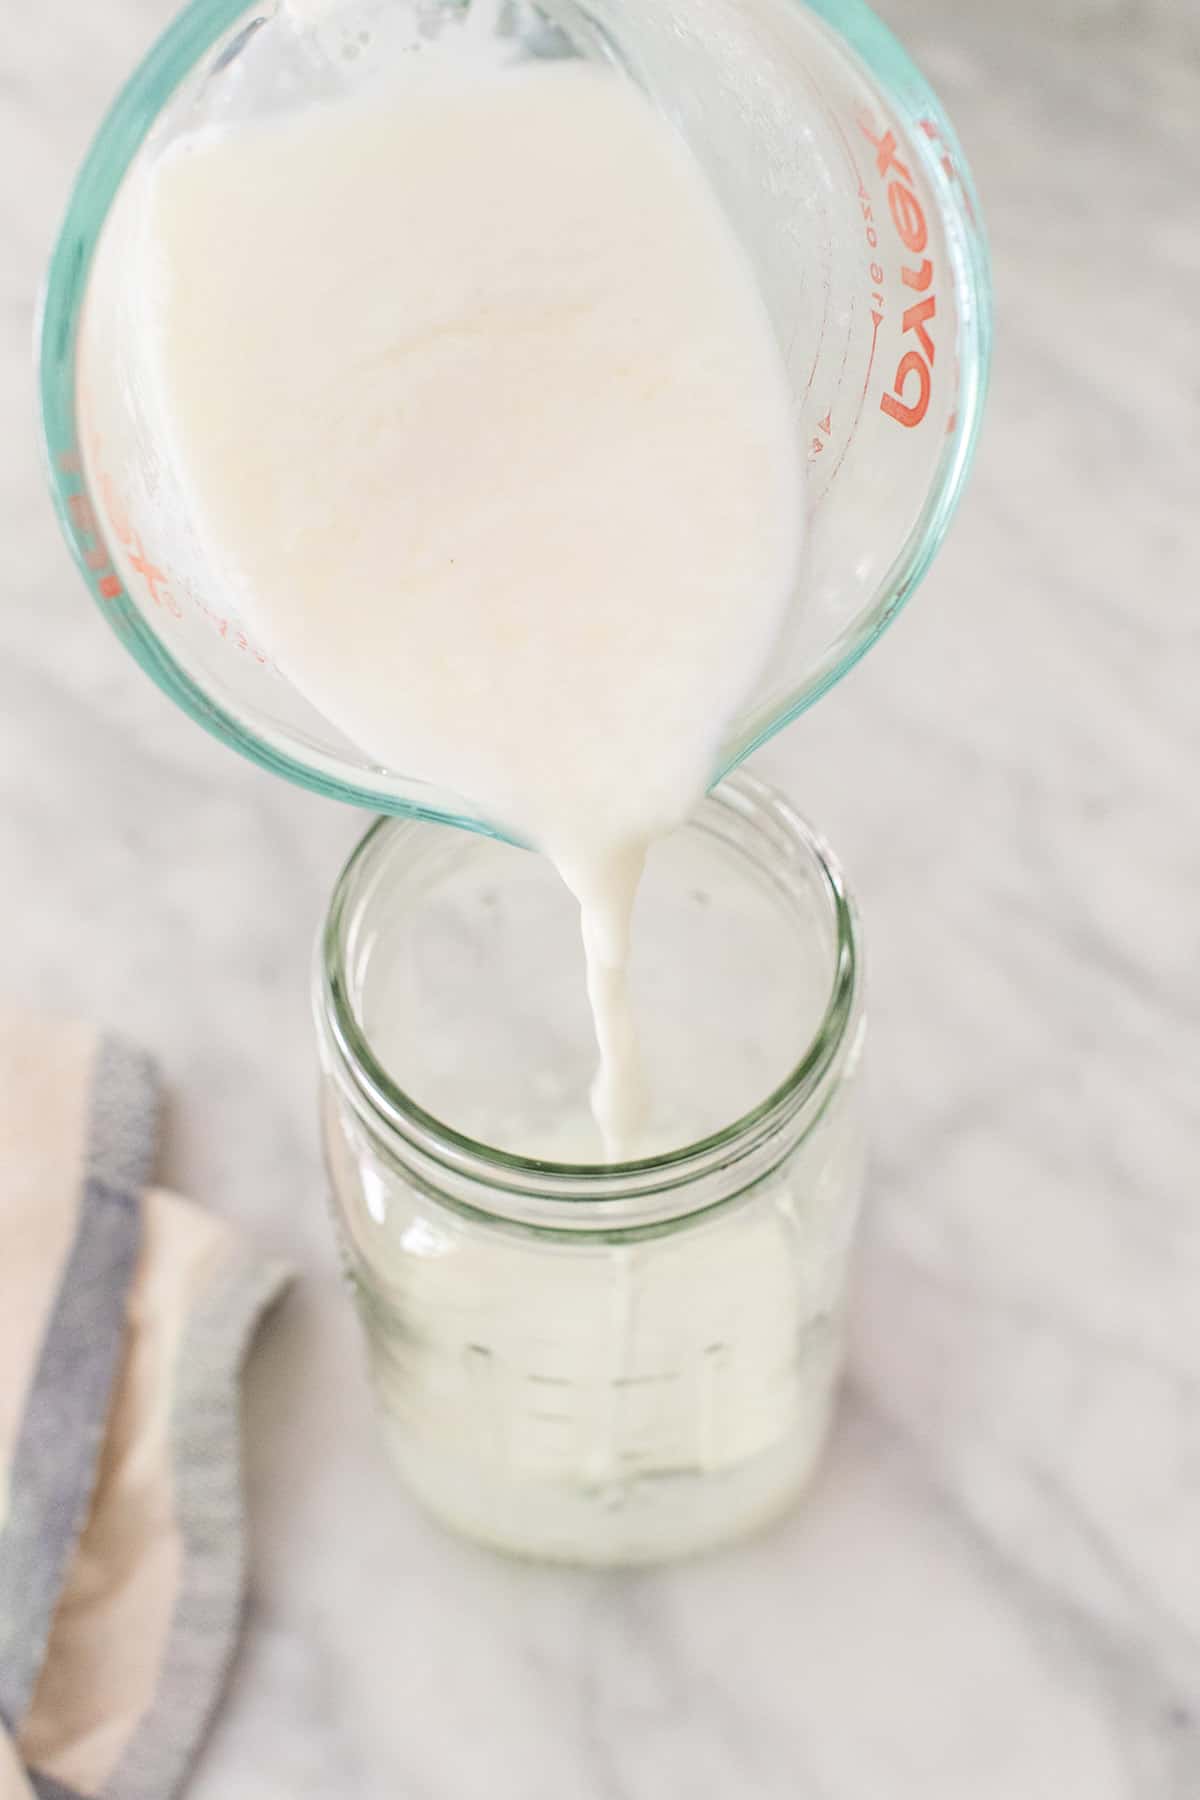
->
{"left": 2, "top": 1, "right": 1198, "bottom": 1793}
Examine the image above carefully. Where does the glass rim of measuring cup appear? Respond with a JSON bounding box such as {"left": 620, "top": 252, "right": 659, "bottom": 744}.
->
{"left": 315, "top": 771, "right": 862, "bottom": 1231}
{"left": 37, "top": 0, "right": 992, "bottom": 835}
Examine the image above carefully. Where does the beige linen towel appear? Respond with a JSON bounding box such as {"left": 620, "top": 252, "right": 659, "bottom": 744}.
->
{"left": 0, "top": 1008, "right": 290, "bottom": 1800}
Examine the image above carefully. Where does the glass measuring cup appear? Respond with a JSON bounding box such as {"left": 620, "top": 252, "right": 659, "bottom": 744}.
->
{"left": 39, "top": 0, "right": 990, "bottom": 838}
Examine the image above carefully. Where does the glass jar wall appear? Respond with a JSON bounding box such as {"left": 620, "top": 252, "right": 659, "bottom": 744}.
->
{"left": 315, "top": 774, "right": 866, "bottom": 1564}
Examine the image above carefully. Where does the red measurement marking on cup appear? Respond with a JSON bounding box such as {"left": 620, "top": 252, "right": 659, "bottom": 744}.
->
{"left": 91, "top": 442, "right": 187, "bottom": 618}
{"left": 791, "top": 60, "right": 850, "bottom": 422}
{"left": 128, "top": 535, "right": 181, "bottom": 617}
{"left": 823, "top": 171, "right": 888, "bottom": 484}
{"left": 60, "top": 470, "right": 125, "bottom": 603}
{"left": 175, "top": 573, "right": 272, "bottom": 665}
{"left": 809, "top": 106, "right": 887, "bottom": 484}
{"left": 75, "top": 421, "right": 277, "bottom": 666}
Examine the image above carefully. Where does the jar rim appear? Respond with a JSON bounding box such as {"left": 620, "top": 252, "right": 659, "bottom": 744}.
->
{"left": 317, "top": 772, "right": 860, "bottom": 1207}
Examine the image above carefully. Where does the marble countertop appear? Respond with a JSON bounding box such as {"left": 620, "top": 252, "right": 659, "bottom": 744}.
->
{"left": 3, "top": 2, "right": 1198, "bottom": 1793}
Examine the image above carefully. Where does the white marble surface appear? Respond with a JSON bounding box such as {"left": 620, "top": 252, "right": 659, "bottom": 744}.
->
{"left": 3, "top": 2, "right": 1199, "bottom": 1793}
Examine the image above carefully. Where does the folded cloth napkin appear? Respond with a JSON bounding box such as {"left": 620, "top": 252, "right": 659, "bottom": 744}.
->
{"left": 0, "top": 1008, "right": 290, "bottom": 1800}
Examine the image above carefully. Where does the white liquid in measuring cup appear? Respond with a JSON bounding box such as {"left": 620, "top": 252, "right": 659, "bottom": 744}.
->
{"left": 138, "top": 57, "right": 803, "bottom": 1156}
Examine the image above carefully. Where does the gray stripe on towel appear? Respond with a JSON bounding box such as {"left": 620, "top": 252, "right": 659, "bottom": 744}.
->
{"left": 105, "top": 1254, "right": 291, "bottom": 1800}
{"left": 30, "top": 1770, "right": 88, "bottom": 1800}
{"left": 0, "top": 1178, "right": 142, "bottom": 1728}
{"left": 0, "top": 1031, "right": 159, "bottom": 1731}
{"left": 85, "top": 1034, "right": 162, "bottom": 1197}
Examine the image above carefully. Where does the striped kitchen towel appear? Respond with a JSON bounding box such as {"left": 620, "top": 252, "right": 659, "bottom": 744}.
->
{"left": 0, "top": 1008, "right": 290, "bottom": 1800}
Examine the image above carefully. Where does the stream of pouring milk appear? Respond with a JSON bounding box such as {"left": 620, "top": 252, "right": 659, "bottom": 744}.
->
{"left": 140, "top": 57, "right": 802, "bottom": 1157}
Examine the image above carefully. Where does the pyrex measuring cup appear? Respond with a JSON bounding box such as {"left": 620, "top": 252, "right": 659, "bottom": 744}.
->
{"left": 39, "top": 0, "right": 990, "bottom": 837}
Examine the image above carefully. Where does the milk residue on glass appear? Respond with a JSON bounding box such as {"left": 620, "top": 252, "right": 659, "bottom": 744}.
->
{"left": 138, "top": 56, "right": 803, "bottom": 1156}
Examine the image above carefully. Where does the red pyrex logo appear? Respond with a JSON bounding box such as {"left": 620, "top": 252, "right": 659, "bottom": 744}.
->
{"left": 861, "top": 118, "right": 938, "bottom": 429}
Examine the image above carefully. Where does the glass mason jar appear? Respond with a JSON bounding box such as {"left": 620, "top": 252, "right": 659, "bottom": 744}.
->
{"left": 315, "top": 774, "right": 865, "bottom": 1565}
